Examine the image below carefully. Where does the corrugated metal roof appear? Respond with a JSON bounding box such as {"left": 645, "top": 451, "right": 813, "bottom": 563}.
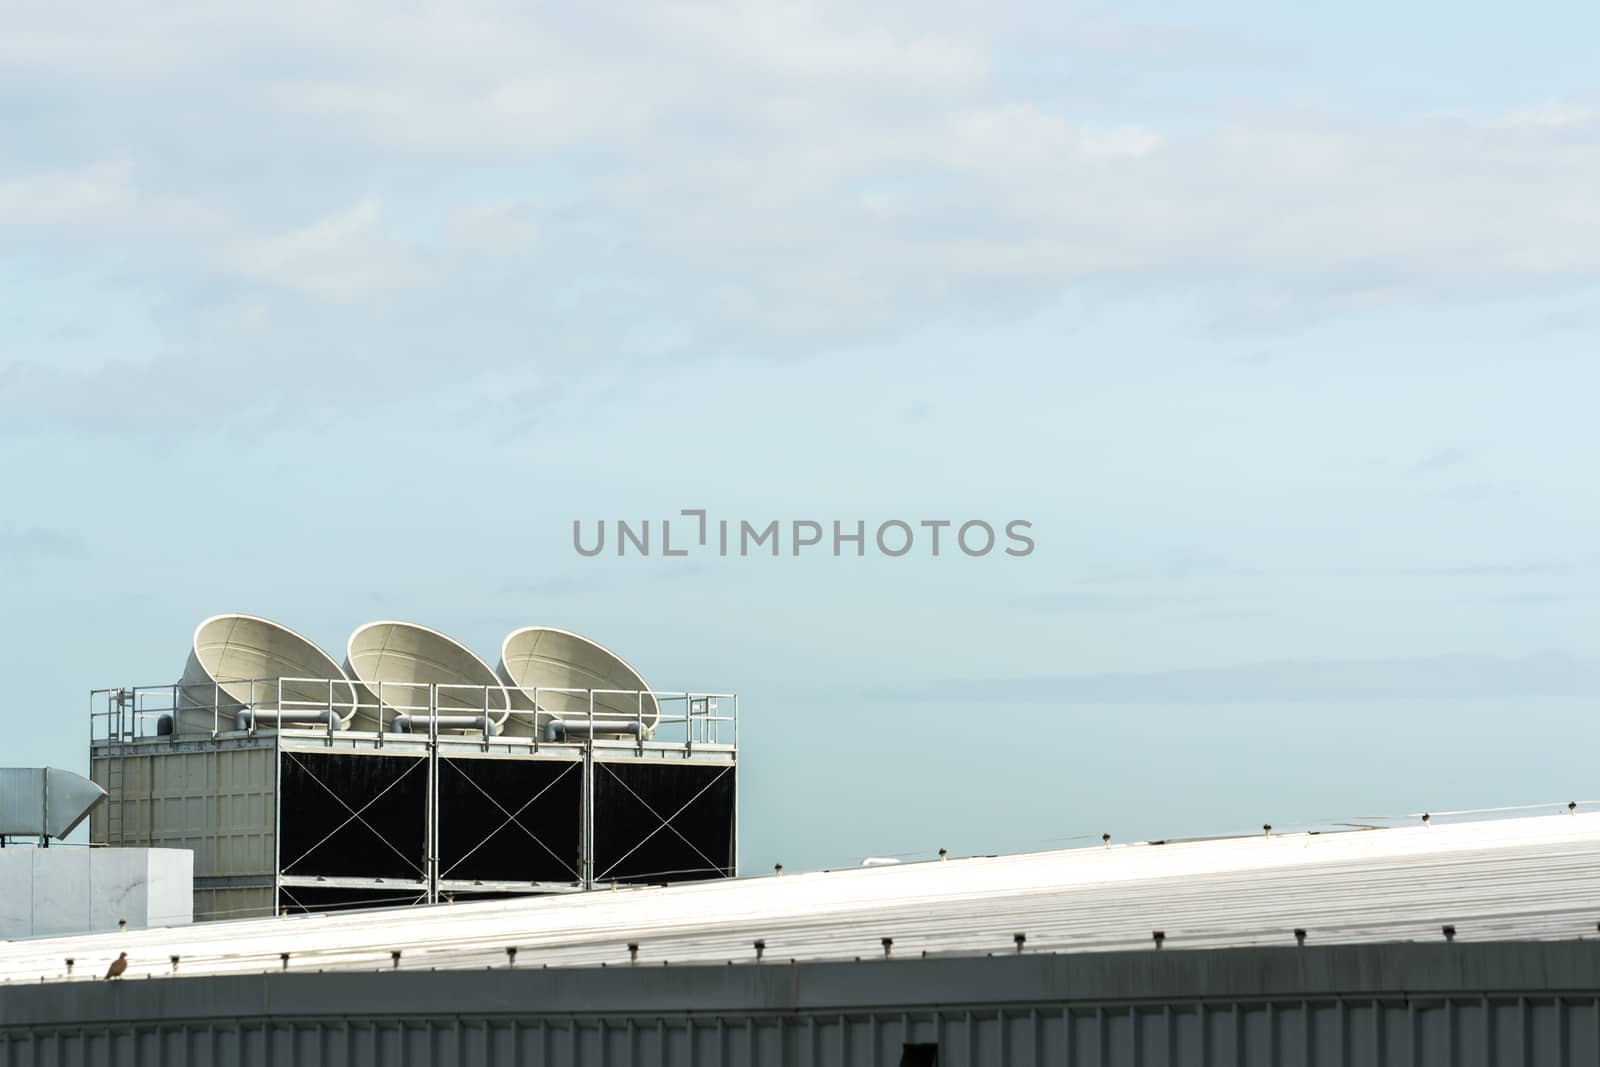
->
{"left": 5, "top": 810, "right": 1599, "bottom": 984}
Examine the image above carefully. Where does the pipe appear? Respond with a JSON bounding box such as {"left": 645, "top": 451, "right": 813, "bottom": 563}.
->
{"left": 544, "top": 719, "right": 646, "bottom": 742}
{"left": 392, "top": 714, "right": 502, "bottom": 737}
{"left": 234, "top": 709, "right": 346, "bottom": 731}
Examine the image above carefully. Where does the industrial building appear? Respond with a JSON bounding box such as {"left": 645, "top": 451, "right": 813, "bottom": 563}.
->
{"left": 88, "top": 615, "right": 737, "bottom": 920}
{"left": 5, "top": 612, "right": 1600, "bottom": 1064}
{"left": 4, "top": 809, "right": 1600, "bottom": 1064}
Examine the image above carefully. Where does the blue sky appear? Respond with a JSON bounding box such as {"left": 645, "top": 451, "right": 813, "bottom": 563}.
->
{"left": 2, "top": 2, "right": 1598, "bottom": 871}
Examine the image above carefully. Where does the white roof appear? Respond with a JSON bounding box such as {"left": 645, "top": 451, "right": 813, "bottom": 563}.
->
{"left": 5, "top": 811, "right": 1599, "bottom": 984}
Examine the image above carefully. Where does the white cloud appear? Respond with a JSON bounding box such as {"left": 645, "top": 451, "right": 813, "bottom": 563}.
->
{"left": 0, "top": 160, "right": 137, "bottom": 228}
{"left": 2, "top": 2, "right": 1599, "bottom": 421}
{"left": 1489, "top": 101, "right": 1596, "bottom": 131}
{"left": 246, "top": 198, "right": 381, "bottom": 273}
{"left": 649, "top": 1, "right": 989, "bottom": 93}
{"left": 269, "top": 66, "right": 665, "bottom": 152}
{"left": 934, "top": 106, "right": 1164, "bottom": 178}
{"left": 234, "top": 198, "right": 427, "bottom": 298}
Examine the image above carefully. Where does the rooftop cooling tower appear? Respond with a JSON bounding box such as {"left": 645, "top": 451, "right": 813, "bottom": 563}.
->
{"left": 178, "top": 614, "right": 358, "bottom": 735}
{"left": 497, "top": 626, "right": 660, "bottom": 738}
{"left": 345, "top": 621, "right": 510, "bottom": 735}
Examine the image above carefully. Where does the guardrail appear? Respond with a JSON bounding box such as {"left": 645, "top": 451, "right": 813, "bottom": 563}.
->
{"left": 90, "top": 680, "right": 738, "bottom": 748}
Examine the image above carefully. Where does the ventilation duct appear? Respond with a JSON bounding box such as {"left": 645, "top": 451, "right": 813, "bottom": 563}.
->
{"left": 0, "top": 768, "right": 106, "bottom": 841}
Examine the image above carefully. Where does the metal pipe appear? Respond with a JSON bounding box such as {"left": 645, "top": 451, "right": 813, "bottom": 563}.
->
{"left": 427, "top": 692, "right": 438, "bottom": 905}
{"left": 392, "top": 713, "right": 502, "bottom": 736}
{"left": 583, "top": 740, "right": 594, "bottom": 890}
{"left": 273, "top": 728, "right": 282, "bottom": 916}
{"left": 234, "top": 709, "right": 345, "bottom": 731}
{"left": 544, "top": 719, "right": 646, "bottom": 742}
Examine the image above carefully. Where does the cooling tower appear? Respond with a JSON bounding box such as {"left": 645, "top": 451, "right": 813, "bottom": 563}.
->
{"left": 178, "top": 614, "right": 358, "bottom": 735}
{"left": 344, "top": 621, "right": 511, "bottom": 734}
{"left": 497, "top": 626, "right": 660, "bottom": 737}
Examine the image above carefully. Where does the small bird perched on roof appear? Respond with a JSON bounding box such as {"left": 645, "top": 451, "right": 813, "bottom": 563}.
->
{"left": 104, "top": 952, "right": 128, "bottom": 980}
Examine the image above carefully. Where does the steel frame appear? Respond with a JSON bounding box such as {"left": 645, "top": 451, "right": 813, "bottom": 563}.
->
{"left": 437, "top": 754, "right": 583, "bottom": 886}
{"left": 89, "top": 682, "right": 738, "bottom": 918}
{"left": 592, "top": 759, "right": 738, "bottom": 884}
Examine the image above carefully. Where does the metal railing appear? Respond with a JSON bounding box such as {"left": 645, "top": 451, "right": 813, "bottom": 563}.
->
{"left": 90, "top": 680, "right": 738, "bottom": 749}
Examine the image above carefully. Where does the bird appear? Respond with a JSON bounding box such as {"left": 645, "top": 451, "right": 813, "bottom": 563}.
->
{"left": 104, "top": 952, "right": 128, "bottom": 980}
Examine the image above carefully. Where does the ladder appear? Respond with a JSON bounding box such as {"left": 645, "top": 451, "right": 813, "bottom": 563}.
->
{"left": 104, "top": 758, "right": 124, "bottom": 846}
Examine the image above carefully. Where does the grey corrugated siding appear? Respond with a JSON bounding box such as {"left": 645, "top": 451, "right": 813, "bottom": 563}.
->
{"left": 7, "top": 1001, "right": 1600, "bottom": 1067}
{"left": 5, "top": 943, "right": 1600, "bottom": 1065}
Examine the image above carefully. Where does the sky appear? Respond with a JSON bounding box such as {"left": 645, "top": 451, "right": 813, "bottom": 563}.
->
{"left": 2, "top": 1, "right": 1598, "bottom": 873}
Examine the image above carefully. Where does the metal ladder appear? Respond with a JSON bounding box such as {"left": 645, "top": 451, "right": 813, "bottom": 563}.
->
{"left": 104, "top": 758, "right": 124, "bottom": 846}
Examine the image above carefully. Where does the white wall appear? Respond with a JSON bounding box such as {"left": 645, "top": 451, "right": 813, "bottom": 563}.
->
{"left": 0, "top": 848, "right": 192, "bottom": 939}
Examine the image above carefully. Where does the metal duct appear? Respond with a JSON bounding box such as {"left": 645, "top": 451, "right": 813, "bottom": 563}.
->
{"left": 0, "top": 768, "right": 106, "bottom": 840}
{"left": 498, "top": 627, "right": 660, "bottom": 737}
{"left": 178, "top": 614, "right": 358, "bottom": 736}
{"left": 345, "top": 621, "right": 510, "bottom": 734}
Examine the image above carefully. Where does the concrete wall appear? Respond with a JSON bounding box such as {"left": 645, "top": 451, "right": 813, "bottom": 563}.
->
{"left": 3, "top": 942, "right": 1600, "bottom": 1065}
{"left": 0, "top": 849, "right": 192, "bottom": 940}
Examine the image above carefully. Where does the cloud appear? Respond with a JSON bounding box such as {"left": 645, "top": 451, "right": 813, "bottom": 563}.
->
{"left": 0, "top": 160, "right": 137, "bottom": 228}
{"left": 1430, "top": 481, "right": 1523, "bottom": 503}
{"left": 651, "top": 2, "right": 989, "bottom": 93}
{"left": 1078, "top": 554, "right": 1600, "bottom": 585}
{"left": 1414, "top": 446, "right": 1468, "bottom": 474}
{"left": 867, "top": 653, "right": 1600, "bottom": 704}
{"left": 1010, "top": 590, "right": 1233, "bottom": 615}
{"left": 1489, "top": 101, "right": 1596, "bottom": 132}
{"left": 0, "top": 526, "right": 89, "bottom": 562}
{"left": 245, "top": 199, "right": 381, "bottom": 274}
{"left": 3, "top": 4, "right": 1600, "bottom": 431}
{"left": 232, "top": 198, "right": 427, "bottom": 298}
